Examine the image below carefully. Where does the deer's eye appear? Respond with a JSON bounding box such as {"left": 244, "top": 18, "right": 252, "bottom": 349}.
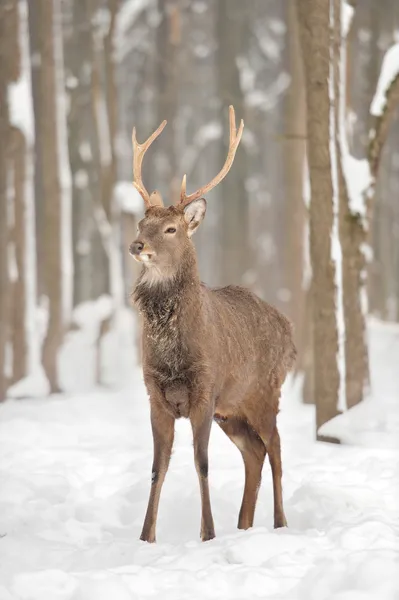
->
{"left": 165, "top": 227, "right": 176, "bottom": 234}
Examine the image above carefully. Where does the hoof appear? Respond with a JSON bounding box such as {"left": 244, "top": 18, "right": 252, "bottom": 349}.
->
{"left": 201, "top": 530, "right": 216, "bottom": 542}
{"left": 140, "top": 531, "right": 156, "bottom": 543}
{"left": 274, "top": 516, "right": 288, "bottom": 529}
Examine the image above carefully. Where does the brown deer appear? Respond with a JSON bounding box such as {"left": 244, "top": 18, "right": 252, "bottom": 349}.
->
{"left": 130, "top": 107, "right": 296, "bottom": 543}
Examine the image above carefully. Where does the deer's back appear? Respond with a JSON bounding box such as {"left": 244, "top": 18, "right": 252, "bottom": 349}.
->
{"left": 206, "top": 284, "right": 296, "bottom": 388}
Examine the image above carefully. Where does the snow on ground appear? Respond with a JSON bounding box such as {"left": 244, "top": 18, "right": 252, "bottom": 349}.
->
{"left": 0, "top": 319, "right": 399, "bottom": 600}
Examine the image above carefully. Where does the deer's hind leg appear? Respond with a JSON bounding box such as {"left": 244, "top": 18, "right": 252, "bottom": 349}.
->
{"left": 215, "top": 415, "right": 266, "bottom": 530}
{"left": 245, "top": 388, "right": 287, "bottom": 529}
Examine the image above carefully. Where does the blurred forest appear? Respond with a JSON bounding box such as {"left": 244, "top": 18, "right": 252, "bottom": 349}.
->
{"left": 0, "top": 0, "right": 398, "bottom": 438}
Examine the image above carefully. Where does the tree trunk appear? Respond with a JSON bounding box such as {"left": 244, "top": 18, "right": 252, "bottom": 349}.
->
{"left": 0, "top": 3, "right": 11, "bottom": 401}
{"left": 28, "top": 0, "right": 45, "bottom": 299}
{"left": 64, "top": 0, "right": 100, "bottom": 305}
{"left": 10, "top": 127, "right": 28, "bottom": 384}
{"left": 282, "top": 0, "right": 307, "bottom": 374}
{"left": 333, "top": 1, "right": 369, "bottom": 410}
{"left": 34, "top": 0, "right": 64, "bottom": 393}
{"left": 297, "top": 0, "right": 341, "bottom": 438}
{"left": 148, "top": 0, "right": 180, "bottom": 202}
{"left": 216, "top": 0, "right": 250, "bottom": 287}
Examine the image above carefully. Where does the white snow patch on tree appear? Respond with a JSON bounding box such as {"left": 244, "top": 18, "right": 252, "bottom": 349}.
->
{"left": 370, "top": 43, "right": 399, "bottom": 117}
{"left": 7, "top": 2, "right": 34, "bottom": 143}
{"left": 338, "top": 2, "right": 372, "bottom": 224}
{"left": 343, "top": 155, "right": 371, "bottom": 220}
{"left": 114, "top": 181, "right": 143, "bottom": 215}
{"left": 79, "top": 142, "right": 92, "bottom": 162}
{"left": 341, "top": 1, "right": 354, "bottom": 37}
{"left": 74, "top": 169, "right": 89, "bottom": 190}
{"left": 7, "top": 243, "right": 18, "bottom": 283}
{"left": 95, "top": 92, "right": 112, "bottom": 167}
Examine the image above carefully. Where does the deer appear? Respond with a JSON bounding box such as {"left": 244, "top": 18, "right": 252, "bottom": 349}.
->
{"left": 130, "top": 106, "right": 296, "bottom": 543}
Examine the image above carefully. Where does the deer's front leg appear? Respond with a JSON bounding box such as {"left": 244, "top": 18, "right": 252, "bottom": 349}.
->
{"left": 140, "top": 398, "right": 175, "bottom": 543}
{"left": 190, "top": 403, "right": 215, "bottom": 542}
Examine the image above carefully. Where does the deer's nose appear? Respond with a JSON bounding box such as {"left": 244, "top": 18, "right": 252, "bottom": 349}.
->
{"left": 130, "top": 241, "right": 144, "bottom": 256}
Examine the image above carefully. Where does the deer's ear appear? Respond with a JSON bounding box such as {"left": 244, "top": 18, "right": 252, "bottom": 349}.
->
{"left": 183, "top": 198, "right": 207, "bottom": 237}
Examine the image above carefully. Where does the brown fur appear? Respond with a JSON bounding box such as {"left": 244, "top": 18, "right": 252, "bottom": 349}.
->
{"left": 131, "top": 203, "right": 296, "bottom": 542}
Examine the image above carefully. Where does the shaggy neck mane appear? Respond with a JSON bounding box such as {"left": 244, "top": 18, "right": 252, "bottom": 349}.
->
{"left": 132, "top": 251, "right": 200, "bottom": 327}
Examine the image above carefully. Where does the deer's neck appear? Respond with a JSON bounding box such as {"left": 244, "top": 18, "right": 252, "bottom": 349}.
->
{"left": 133, "top": 255, "right": 200, "bottom": 328}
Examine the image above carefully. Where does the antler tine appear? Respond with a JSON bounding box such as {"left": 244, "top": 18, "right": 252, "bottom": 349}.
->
{"left": 132, "top": 120, "right": 167, "bottom": 207}
{"left": 178, "top": 105, "right": 244, "bottom": 207}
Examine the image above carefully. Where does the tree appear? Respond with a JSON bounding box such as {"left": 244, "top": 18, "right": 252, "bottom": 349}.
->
{"left": 334, "top": 1, "right": 399, "bottom": 410}
{"left": 216, "top": 0, "right": 250, "bottom": 286}
{"left": 29, "top": 0, "right": 69, "bottom": 393}
{"left": 0, "top": 2, "right": 12, "bottom": 401}
{"left": 282, "top": 0, "right": 308, "bottom": 378}
{"left": 297, "top": 0, "right": 341, "bottom": 438}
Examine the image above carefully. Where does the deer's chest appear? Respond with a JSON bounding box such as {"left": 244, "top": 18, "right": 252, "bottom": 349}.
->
{"left": 143, "top": 309, "right": 191, "bottom": 384}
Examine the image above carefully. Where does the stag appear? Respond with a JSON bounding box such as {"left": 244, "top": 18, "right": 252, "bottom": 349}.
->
{"left": 130, "top": 107, "right": 296, "bottom": 543}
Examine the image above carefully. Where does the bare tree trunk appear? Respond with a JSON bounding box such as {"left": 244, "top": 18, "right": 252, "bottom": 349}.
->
{"left": 216, "top": 0, "right": 250, "bottom": 287}
{"left": 9, "top": 127, "right": 28, "bottom": 384}
{"left": 283, "top": 0, "right": 307, "bottom": 373}
{"left": 64, "top": 0, "right": 100, "bottom": 305}
{"left": 34, "top": 0, "right": 64, "bottom": 393}
{"left": 0, "top": 0, "right": 22, "bottom": 399}
{"left": 147, "top": 0, "right": 180, "bottom": 201}
{"left": 297, "top": 0, "right": 341, "bottom": 439}
{"left": 28, "top": 0, "right": 45, "bottom": 299}
{"left": 0, "top": 3, "right": 11, "bottom": 401}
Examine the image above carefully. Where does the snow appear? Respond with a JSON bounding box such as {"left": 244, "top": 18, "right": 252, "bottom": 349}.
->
{"left": 343, "top": 155, "right": 371, "bottom": 219}
{"left": 114, "top": 181, "right": 144, "bottom": 216}
{"left": 7, "top": 1, "right": 34, "bottom": 143}
{"left": 328, "top": 0, "right": 346, "bottom": 413}
{"left": 338, "top": 2, "right": 372, "bottom": 223}
{"left": 0, "top": 319, "right": 398, "bottom": 599}
{"left": 341, "top": 1, "right": 354, "bottom": 38}
{"left": 370, "top": 43, "right": 399, "bottom": 117}
{"left": 319, "top": 317, "right": 399, "bottom": 448}
{"left": 94, "top": 92, "right": 112, "bottom": 168}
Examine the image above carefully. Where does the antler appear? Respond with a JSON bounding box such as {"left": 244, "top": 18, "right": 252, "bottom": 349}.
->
{"left": 178, "top": 105, "right": 244, "bottom": 208}
{"left": 132, "top": 120, "right": 167, "bottom": 207}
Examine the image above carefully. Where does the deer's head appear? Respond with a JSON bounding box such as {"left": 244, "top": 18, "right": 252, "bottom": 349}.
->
{"left": 129, "top": 106, "right": 244, "bottom": 283}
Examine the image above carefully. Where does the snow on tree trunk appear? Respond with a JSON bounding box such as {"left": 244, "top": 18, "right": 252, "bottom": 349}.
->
{"left": 329, "top": 0, "right": 347, "bottom": 414}
{"left": 318, "top": 7, "right": 399, "bottom": 441}
{"left": 297, "top": 0, "right": 341, "bottom": 440}
{"left": 333, "top": 0, "right": 370, "bottom": 410}
{"left": 335, "top": 3, "right": 399, "bottom": 411}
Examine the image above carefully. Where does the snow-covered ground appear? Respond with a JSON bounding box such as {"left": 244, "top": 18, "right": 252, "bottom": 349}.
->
{"left": 0, "top": 318, "right": 398, "bottom": 600}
